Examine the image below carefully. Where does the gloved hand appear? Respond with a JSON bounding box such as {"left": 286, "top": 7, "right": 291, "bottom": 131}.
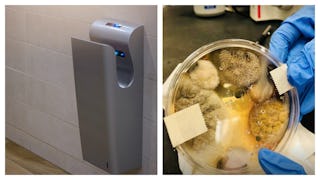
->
{"left": 258, "top": 148, "right": 306, "bottom": 174}
{"left": 269, "top": 5, "right": 315, "bottom": 120}
{"left": 261, "top": 6, "right": 314, "bottom": 175}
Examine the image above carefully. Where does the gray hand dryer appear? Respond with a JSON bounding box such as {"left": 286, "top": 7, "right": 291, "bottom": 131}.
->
{"left": 71, "top": 19, "right": 143, "bottom": 174}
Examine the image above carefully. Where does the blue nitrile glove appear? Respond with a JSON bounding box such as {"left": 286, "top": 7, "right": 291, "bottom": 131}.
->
{"left": 258, "top": 148, "right": 306, "bottom": 174}
{"left": 262, "top": 7, "right": 314, "bottom": 175}
{"left": 269, "top": 5, "right": 315, "bottom": 120}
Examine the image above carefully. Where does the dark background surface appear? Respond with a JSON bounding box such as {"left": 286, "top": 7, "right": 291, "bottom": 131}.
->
{"left": 162, "top": 6, "right": 314, "bottom": 174}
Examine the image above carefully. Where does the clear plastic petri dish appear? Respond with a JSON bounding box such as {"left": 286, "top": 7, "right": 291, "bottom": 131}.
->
{"left": 165, "top": 39, "right": 300, "bottom": 174}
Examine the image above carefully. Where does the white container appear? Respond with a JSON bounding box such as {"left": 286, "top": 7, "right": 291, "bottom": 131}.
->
{"left": 193, "top": 5, "right": 225, "bottom": 17}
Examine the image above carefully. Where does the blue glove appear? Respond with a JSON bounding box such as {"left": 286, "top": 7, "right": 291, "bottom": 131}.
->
{"left": 258, "top": 148, "right": 306, "bottom": 174}
{"left": 261, "top": 7, "right": 314, "bottom": 175}
{"left": 269, "top": 5, "right": 315, "bottom": 119}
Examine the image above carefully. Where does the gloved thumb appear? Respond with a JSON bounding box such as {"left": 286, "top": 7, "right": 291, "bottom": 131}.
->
{"left": 258, "top": 148, "right": 306, "bottom": 174}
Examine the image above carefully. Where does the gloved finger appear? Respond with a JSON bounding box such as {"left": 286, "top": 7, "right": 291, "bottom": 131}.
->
{"left": 284, "top": 5, "right": 315, "bottom": 39}
{"left": 269, "top": 5, "right": 314, "bottom": 63}
{"left": 269, "top": 23, "right": 301, "bottom": 62}
{"left": 258, "top": 148, "right": 306, "bottom": 174}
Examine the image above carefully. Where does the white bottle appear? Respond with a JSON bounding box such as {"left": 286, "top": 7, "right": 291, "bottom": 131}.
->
{"left": 193, "top": 5, "right": 225, "bottom": 17}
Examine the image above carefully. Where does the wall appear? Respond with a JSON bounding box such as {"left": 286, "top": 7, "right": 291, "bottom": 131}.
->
{"left": 5, "top": 5, "right": 157, "bottom": 174}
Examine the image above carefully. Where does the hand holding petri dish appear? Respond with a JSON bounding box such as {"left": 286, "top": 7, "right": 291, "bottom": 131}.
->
{"left": 165, "top": 39, "right": 299, "bottom": 174}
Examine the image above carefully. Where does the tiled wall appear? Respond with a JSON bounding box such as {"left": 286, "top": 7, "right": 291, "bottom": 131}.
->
{"left": 5, "top": 5, "right": 157, "bottom": 174}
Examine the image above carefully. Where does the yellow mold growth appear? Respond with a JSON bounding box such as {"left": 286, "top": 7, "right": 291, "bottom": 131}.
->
{"left": 249, "top": 98, "right": 289, "bottom": 149}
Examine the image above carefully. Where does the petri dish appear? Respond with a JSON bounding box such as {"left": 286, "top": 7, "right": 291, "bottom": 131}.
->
{"left": 165, "top": 39, "right": 300, "bottom": 174}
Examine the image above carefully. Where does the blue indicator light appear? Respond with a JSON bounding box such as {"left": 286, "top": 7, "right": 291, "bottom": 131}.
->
{"left": 114, "top": 50, "right": 125, "bottom": 58}
{"left": 106, "top": 22, "right": 122, "bottom": 28}
{"left": 113, "top": 23, "right": 122, "bottom": 28}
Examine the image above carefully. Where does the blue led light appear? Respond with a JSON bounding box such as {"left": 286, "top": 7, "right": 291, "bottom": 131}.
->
{"left": 114, "top": 50, "right": 125, "bottom": 58}
{"left": 113, "top": 23, "right": 122, "bottom": 28}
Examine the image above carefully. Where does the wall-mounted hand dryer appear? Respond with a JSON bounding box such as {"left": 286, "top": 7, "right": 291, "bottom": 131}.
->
{"left": 71, "top": 19, "right": 143, "bottom": 174}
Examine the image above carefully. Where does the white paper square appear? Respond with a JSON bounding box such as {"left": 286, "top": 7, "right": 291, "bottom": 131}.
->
{"left": 270, "top": 64, "right": 293, "bottom": 95}
{"left": 164, "top": 104, "right": 208, "bottom": 147}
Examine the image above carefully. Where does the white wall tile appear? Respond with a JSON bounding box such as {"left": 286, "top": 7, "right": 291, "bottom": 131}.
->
{"left": 5, "top": 68, "right": 28, "bottom": 103}
{"left": 25, "top": 45, "right": 49, "bottom": 80}
{"left": 24, "top": 6, "right": 101, "bottom": 24}
{"left": 25, "top": 13, "right": 44, "bottom": 46}
{"left": 25, "top": 13, "right": 77, "bottom": 56}
{"left": 22, "top": 6, "right": 47, "bottom": 15}
{"left": 5, "top": 98, "right": 29, "bottom": 130}
{"left": 5, "top": 5, "right": 27, "bottom": 12}
{"left": 5, "top": 7, "right": 26, "bottom": 41}
{"left": 25, "top": 107, "right": 82, "bottom": 159}
{"left": 44, "top": 82, "right": 78, "bottom": 126}
{"left": 23, "top": 5, "right": 157, "bottom": 38}
{"left": 5, "top": 38, "right": 28, "bottom": 72}
{"left": 26, "top": 45, "right": 75, "bottom": 90}
{"left": 42, "top": 16, "right": 65, "bottom": 54}
{"left": 26, "top": 78, "right": 78, "bottom": 126}
{"left": 25, "top": 76, "right": 46, "bottom": 112}
{"left": 56, "top": 6, "right": 104, "bottom": 24}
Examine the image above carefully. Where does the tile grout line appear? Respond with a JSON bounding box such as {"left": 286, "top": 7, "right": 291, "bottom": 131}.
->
{"left": 6, "top": 37, "right": 73, "bottom": 62}
{"left": 7, "top": 95, "right": 79, "bottom": 129}
{"left": 5, "top": 71, "right": 79, "bottom": 128}
{"left": 6, "top": 66, "right": 75, "bottom": 97}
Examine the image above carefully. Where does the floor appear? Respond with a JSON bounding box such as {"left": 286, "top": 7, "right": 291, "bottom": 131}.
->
{"left": 5, "top": 138, "right": 69, "bottom": 175}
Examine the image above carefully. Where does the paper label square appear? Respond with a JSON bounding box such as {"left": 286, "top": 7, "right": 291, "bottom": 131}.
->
{"left": 164, "top": 104, "right": 208, "bottom": 147}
